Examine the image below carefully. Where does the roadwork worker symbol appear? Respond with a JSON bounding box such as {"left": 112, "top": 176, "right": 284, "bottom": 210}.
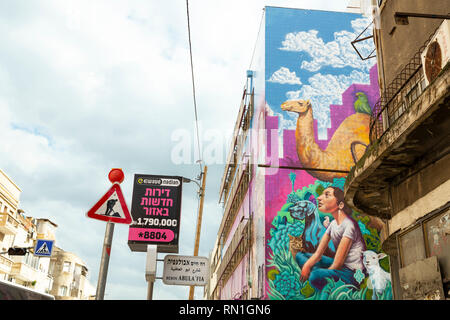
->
{"left": 105, "top": 199, "right": 119, "bottom": 217}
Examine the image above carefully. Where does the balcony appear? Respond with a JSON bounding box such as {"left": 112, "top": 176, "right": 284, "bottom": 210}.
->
{"left": 344, "top": 36, "right": 450, "bottom": 252}
{"left": 0, "top": 211, "right": 20, "bottom": 235}
{"left": 212, "top": 217, "right": 253, "bottom": 295}
{"left": 219, "top": 89, "right": 254, "bottom": 205}
{"left": 0, "top": 254, "right": 13, "bottom": 274}
{"left": 10, "top": 260, "right": 38, "bottom": 282}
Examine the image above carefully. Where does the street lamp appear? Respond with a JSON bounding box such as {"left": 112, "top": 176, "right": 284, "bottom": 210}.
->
{"left": 182, "top": 177, "right": 202, "bottom": 194}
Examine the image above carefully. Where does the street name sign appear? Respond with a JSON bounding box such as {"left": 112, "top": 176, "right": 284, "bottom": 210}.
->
{"left": 162, "top": 255, "right": 209, "bottom": 286}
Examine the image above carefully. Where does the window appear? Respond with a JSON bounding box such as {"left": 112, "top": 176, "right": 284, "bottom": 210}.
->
{"left": 49, "top": 260, "right": 55, "bottom": 274}
{"left": 399, "top": 226, "right": 426, "bottom": 267}
{"left": 59, "top": 285, "right": 68, "bottom": 296}
{"left": 398, "top": 207, "right": 450, "bottom": 280}
{"left": 63, "top": 261, "right": 71, "bottom": 273}
{"left": 424, "top": 209, "right": 450, "bottom": 280}
{"left": 24, "top": 252, "right": 39, "bottom": 270}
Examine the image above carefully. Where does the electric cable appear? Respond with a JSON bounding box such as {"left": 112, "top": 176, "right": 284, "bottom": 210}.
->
{"left": 185, "top": 0, "right": 203, "bottom": 173}
{"left": 248, "top": 8, "right": 265, "bottom": 70}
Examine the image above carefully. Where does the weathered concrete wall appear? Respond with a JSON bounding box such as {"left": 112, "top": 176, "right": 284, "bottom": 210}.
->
{"left": 399, "top": 256, "right": 445, "bottom": 300}
{"left": 391, "top": 153, "right": 450, "bottom": 215}
{"left": 389, "top": 179, "right": 450, "bottom": 238}
{"left": 378, "top": 0, "right": 449, "bottom": 87}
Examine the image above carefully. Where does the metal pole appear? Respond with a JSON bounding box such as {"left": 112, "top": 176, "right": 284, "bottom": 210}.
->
{"left": 189, "top": 165, "right": 208, "bottom": 300}
{"left": 96, "top": 221, "right": 115, "bottom": 300}
{"left": 146, "top": 244, "right": 157, "bottom": 300}
{"left": 147, "top": 281, "right": 154, "bottom": 300}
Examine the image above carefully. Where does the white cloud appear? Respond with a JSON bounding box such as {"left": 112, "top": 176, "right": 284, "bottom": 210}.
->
{"left": 286, "top": 70, "right": 370, "bottom": 140}
{"left": 280, "top": 17, "right": 375, "bottom": 72}
{"left": 268, "top": 67, "right": 302, "bottom": 85}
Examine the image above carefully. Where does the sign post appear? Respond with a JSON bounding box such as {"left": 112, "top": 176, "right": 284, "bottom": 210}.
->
{"left": 86, "top": 168, "right": 132, "bottom": 300}
{"left": 96, "top": 220, "right": 114, "bottom": 300}
{"left": 145, "top": 245, "right": 157, "bottom": 300}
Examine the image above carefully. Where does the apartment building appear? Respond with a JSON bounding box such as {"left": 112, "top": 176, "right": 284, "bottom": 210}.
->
{"left": 207, "top": 6, "right": 392, "bottom": 300}
{"left": 0, "top": 169, "right": 52, "bottom": 292}
{"left": 48, "top": 247, "right": 95, "bottom": 300}
{"left": 0, "top": 168, "right": 95, "bottom": 299}
{"left": 344, "top": 0, "right": 449, "bottom": 300}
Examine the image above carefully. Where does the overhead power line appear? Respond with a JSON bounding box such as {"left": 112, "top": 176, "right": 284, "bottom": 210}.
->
{"left": 185, "top": 0, "right": 203, "bottom": 173}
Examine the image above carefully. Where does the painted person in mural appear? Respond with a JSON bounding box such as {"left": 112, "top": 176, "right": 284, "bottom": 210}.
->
{"left": 296, "top": 186, "right": 366, "bottom": 291}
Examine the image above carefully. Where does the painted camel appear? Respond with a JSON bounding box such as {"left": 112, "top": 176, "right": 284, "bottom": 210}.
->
{"left": 281, "top": 97, "right": 371, "bottom": 182}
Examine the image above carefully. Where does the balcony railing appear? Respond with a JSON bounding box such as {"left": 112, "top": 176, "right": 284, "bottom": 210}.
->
{"left": 219, "top": 89, "right": 254, "bottom": 204}
{"left": 216, "top": 163, "right": 250, "bottom": 247}
{"left": 0, "top": 254, "right": 13, "bottom": 274}
{"left": 10, "top": 260, "right": 38, "bottom": 282}
{"left": 0, "top": 211, "right": 20, "bottom": 235}
{"left": 370, "top": 24, "right": 442, "bottom": 143}
{"left": 212, "top": 216, "right": 253, "bottom": 295}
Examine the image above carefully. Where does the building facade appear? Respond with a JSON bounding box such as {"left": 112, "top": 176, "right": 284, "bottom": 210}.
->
{"left": 344, "top": 0, "right": 449, "bottom": 300}
{"left": 49, "top": 246, "right": 95, "bottom": 300}
{"left": 0, "top": 168, "right": 53, "bottom": 292}
{"left": 207, "top": 6, "right": 392, "bottom": 300}
{"left": 0, "top": 168, "right": 95, "bottom": 299}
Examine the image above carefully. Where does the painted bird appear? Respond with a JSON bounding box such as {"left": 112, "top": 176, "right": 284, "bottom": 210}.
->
{"left": 354, "top": 92, "right": 372, "bottom": 115}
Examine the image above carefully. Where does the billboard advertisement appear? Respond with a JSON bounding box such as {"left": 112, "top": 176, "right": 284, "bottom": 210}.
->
{"left": 128, "top": 174, "right": 183, "bottom": 253}
{"left": 264, "top": 7, "right": 392, "bottom": 300}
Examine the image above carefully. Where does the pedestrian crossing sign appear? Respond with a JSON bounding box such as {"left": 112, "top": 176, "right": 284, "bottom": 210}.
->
{"left": 34, "top": 239, "right": 54, "bottom": 257}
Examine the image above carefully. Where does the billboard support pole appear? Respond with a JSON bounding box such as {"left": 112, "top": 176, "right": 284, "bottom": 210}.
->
{"left": 146, "top": 244, "right": 158, "bottom": 300}
{"left": 189, "top": 165, "right": 208, "bottom": 300}
{"left": 96, "top": 220, "right": 115, "bottom": 300}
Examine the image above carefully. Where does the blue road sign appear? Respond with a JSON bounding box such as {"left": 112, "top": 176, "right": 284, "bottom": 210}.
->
{"left": 34, "top": 239, "right": 54, "bottom": 257}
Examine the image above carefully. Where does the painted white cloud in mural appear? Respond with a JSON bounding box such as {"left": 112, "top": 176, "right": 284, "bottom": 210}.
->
{"left": 268, "top": 67, "right": 302, "bottom": 85}
{"left": 285, "top": 70, "right": 370, "bottom": 140}
{"left": 280, "top": 17, "right": 375, "bottom": 72}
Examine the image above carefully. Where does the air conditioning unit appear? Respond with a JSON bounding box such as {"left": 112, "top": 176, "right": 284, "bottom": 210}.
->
{"left": 421, "top": 19, "right": 450, "bottom": 87}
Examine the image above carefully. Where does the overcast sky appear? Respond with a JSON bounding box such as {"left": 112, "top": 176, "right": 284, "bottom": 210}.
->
{"left": 0, "top": 0, "right": 358, "bottom": 300}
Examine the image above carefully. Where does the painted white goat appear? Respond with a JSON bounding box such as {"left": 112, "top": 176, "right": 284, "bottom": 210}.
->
{"left": 362, "top": 250, "right": 391, "bottom": 300}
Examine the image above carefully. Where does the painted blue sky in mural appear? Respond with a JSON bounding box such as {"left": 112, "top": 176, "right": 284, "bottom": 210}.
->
{"left": 265, "top": 7, "right": 376, "bottom": 141}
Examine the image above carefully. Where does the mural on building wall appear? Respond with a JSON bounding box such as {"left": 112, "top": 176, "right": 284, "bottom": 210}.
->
{"left": 264, "top": 7, "right": 392, "bottom": 300}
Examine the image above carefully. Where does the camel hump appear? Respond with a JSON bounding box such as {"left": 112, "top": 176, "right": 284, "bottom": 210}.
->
{"left": 327, "top": 113, "right": 371, "bottom": 151}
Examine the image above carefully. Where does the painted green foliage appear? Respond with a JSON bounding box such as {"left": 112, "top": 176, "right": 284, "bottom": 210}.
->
{"left": 267, "top": 177, "right": 392, "bottom": 300}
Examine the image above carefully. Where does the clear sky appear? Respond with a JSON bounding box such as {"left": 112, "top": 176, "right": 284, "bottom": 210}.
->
{"left": 0, "top": 0, "right": 360, "bottom": 300}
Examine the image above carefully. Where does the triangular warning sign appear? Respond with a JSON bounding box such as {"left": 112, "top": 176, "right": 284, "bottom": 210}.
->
{"left": 36, "top": 242, "right": 50, "bottom": 255}
{"left": 86, "top": 183, "right": 132, "bottom": 224}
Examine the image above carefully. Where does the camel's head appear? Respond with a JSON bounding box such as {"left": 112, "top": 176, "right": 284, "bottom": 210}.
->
{"left": 281, "top": 99, "right": 311, "bottom": 114}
